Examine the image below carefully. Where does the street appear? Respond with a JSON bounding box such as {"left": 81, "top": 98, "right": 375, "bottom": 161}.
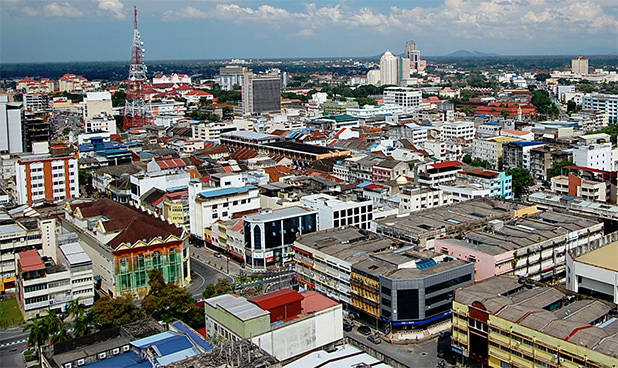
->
{"left": 0, "top": 327, "right": 28, "bottom": 368}
{"left": 190, "top": 245, "right": 243, "bottom": 276}
{"left": 187, "top": 257, "right": 233, "bottom": 299}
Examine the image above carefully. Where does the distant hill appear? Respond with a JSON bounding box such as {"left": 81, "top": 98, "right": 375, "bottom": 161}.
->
{"left": 445, "top": 50, "right": 500, "bottom": 57}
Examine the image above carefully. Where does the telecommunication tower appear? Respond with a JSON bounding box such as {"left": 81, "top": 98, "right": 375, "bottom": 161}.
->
{"left": 123, "top": 6, "right": 152, "bottom": 130}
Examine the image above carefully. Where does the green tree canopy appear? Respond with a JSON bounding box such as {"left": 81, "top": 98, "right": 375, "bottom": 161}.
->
{"left": 547, "top": 160, "right": 575, "bottom": 180}
{"left": 91, "top": 296, "right": 142, "bottom": 329}
{"left": 506, "top": 168, "right": 535, "bottom": 198}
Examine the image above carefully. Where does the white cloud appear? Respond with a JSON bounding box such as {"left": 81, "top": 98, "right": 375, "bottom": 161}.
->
{"left": 163, "top": 6, "right": 209, "bottom": 21}
{"left": 97, "top": 0, "right": 125, "bottom": 20}
{"left": 44, "top": 2, "right": 84, "bottom": 17}
{"left": 160, "top": 0, "right": 618, "bottom": 39}
{"left": 293, "top": 29, "right": 314, "bottom": 38}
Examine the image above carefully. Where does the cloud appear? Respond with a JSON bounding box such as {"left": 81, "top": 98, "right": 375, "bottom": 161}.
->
{"left": 22, "top": 6, "right": 39, "bottom": 16}
{"left": 162, "top": 6, "right": 209, "bottom": 21}
{"left": 159, "top": 0, "right": 618, "bottom": 39}
{"left": 44, "top": 2, "right": 83, "bottom": 17}
{"left": 292, "top": 29, "right": 315, "bottom": 38}
{"left": 97, "top": 0, "right": 126, "bottom": 20}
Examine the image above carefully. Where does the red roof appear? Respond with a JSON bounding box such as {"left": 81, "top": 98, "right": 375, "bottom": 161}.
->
{"left": 156, "top": 158, "right": 186, "bottom": 169}
{"left": 564, "top": 165, "right": 609, "bottom": 174}
{"left": 430, "top": 160, "right": 463, "bottom": 169}
{"left": 249, "top": 289, "right": 304, "bottom": 311}
{"left": 18, "top": 250, "right": 45, "bottom": 272}
{"left": 300, "top": 291, "right": 339, "bottom": 314}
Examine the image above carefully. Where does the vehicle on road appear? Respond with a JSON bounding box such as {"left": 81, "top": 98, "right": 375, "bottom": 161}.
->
{"left": 357, "top": 325, "right": 371, "bottom": 335}
{"left": 214, "top": 252, "right": 222, "bottom": 258}
{"left": 367, "top": 335, "right": 381, "bottom": 344}
{"left": 343, "top": 321, "right": 354, "bottom": 332}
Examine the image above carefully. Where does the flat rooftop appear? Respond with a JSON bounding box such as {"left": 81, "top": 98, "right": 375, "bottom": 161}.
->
{"left": 265, "top": 140, "right": 340, "bottom": 155}
{"left": 455, "top": 276, "right": 618, "bottom": 359}
{"left": 376, "top": 198, "right": 528, "bottom": 240}
{"left": 205, "top": 294, "right": 269, "bottom": 322}
{"left": 243, "top": 206, "right": 315, "bottom": 223}
{"left": 575, "top": 241, "right": 618, "bottom": 273}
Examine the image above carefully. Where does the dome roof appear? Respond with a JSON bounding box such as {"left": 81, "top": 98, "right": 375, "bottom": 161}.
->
{"left": 396, "top": 175, "right": 408, "bottom": 185}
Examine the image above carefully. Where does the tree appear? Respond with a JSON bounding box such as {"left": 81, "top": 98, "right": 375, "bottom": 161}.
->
{"left": 65, "top": 299, "right": 85, "bottom": 320}
{"left": 460, "top": 106, "right": 476, "bottom": 116}
{"left": 203, "top": 278, "right": 233, "bottom": 299}
{"left": 24, "top": 318, "right": 48, "bottom": 365}
{"left": 506, "top": 168, "right": 534, "bottom": 198}
{"left": 535, "top": 73, "right": 551, "bottom": 82}
{"left": 462, "top": 154, "right": 472, "bottom": 164}
{"left": 111, "top": 90, "right": 126, "bottom": 107}
{"left": 547, "top": 160, "right": 575, "bottom": 180}
{"left": 500, "top": 108, "right": 510, "bottom": 118}
{"left": 72, "top": 313, "right": 93, "bottom": 338}
{"left": 531, "top": 90, "right": 559, "bottom": 120}
{"left": 141, "top": 269, "right": 198, "bottom": 327}
{"left": 91, "top": 296, "right": 143, "bottom": 329}
{"left": 566, "top": 100, "right": 580, "bottom": 114}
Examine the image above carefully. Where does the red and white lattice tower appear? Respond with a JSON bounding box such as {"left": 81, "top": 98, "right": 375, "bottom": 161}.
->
{"left": 123, "top": 6, "right": 152, "bottom": 130}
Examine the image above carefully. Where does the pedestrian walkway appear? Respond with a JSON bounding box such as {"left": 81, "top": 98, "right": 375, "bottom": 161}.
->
{"left": 387, "top": 320, "right": 450, "bottom": 343}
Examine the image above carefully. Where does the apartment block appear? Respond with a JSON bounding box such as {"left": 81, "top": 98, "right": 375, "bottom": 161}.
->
{"left": 417, "top": 160, "right": 463, "bottom": 187}
{"left": 383, "top": 87, "right": 422, "bottom": 114}
{"left": 566, "top": 241, "right": 618, "bottom": 304}
{"left": 399, "top": 185, "right": 452, "bottom": 213}
{"left": 15, "top": 154, "right": 79, "bottom": 205}
{"left": 583, "top": 93, "right": 618, "bottom": 124}
{"left": 441, "top": 121, "right": 475, "bottom": 141}
{"left": 551, "top": 173, "right": 609, "bottom": 202}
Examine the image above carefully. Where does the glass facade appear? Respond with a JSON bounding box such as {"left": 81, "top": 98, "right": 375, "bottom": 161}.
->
{"left": 114, "top": 246, "right": 183, "bottom": 296}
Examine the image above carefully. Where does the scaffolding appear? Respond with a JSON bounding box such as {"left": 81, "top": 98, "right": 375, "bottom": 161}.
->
{"left": 164, "top": 339, "right": 280, "bottom": 368}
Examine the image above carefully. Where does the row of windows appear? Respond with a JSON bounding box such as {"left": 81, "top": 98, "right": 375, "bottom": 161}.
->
{"left": 24, "top": 283, "right": 47, "bottom": 293}
{"left": 72, "top": 277, "right": 92, "bottom": 284}
{"left": 25, "top": 295, "right": 48, "bottom": 304}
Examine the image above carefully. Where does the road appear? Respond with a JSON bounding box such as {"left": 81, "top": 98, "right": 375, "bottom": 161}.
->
{"left": 0, "top": 327, "right": 27, "bottom": 368}
{"left": 346, "top": 327, "right": 442, "bottom": 368}
{"left": 191, "top": 245, "right": 243, "bottom": 276}
{"left": 187, "top": 257, "right": 233, "bottom": 299}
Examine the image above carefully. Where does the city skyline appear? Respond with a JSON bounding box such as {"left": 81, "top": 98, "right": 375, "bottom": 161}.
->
{"left": 1, "top": 0, "right": 617, "bottom": 63}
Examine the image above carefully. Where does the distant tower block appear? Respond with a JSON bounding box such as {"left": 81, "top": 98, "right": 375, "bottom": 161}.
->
{"left": 123, "top": 6, "right": 152, "bottom": 130}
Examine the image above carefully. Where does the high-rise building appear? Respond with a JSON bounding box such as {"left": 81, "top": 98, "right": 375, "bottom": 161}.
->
{"left": 216, "top": 65, "right": 246, "bottom": 91}
{"left": 379, "top": 50, "right": 399, "bottom": 86}
{"left": 0, "top": 95, "right": 23, "bottom": 154}
{"left": 572, "top": 56, "right": 589, "bottom": 75}
{"left": 22, "top": 111, "right": 51, "bottom": 152}
{"left": 366, "top": 69, "right": 380, "bottom": 86}
{"left": 83, "top": 91, "right": 113, "bottom": 120}
{"left": 383, "top": 87, "right": 422, "bottom": 113}
{"left": 404, "top": 40, "right": 425, "bottom": 72}
{"left": 583, "top": 93, "right": 618, "bottom": 124}
{"left": 241, "top": 70, "right": 281, "bottom": 116}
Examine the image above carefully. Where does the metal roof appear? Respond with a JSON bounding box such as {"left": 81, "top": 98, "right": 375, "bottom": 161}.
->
{"left": 206, "top": 294, "right": 269, "bottom": 321}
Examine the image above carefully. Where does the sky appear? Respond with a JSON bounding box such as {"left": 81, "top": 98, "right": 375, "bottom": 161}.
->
{"left": 1, "top": 0, "right": 617, "bottom": 63}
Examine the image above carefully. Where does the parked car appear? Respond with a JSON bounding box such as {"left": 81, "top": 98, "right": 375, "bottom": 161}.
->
{"left": 357, "top": 325, "right": 371, "bottom": 335}
{"left": 343, "top": 321, "right": 354, "bottom": 332}
{"left": 367, "top": 335, "right": 382, "bottom": 344}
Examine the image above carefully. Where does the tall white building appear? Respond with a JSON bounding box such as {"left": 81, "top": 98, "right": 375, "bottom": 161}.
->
{"left": 15, "top": 154, "right": 79, "bottom": 206}
{"left": 84, "top": 113, "right": 117, "bottom": 134}
{"left": 300, "top": 194, "right": 373, "bottom": 231}
{"left": 83, "top": 92, "right": 113, "bottom": 120}
{"left": 583, "top": 93, "right": 618, "bottom": 124}
{"left": 441, "top": 121, "right": 476, "bottom": 141}
{"left": 572, "top": 143, "right": 616, "bottom": 172}
{"left": 241, "top": 71, "right": 281, "bottom": 116}
{"left": 571, "top": 56, "right": 589, "bottom": 75}
{"left": 0, "top": 95, "right": 23, "bottom": 154}
{"left": 379, "top": 50, "right": 399, "bottom": 86}
{"left": 366, "top": 69, "right": 380, "bottom": 86}
{"left": 383, "top": 87, "right": 422, "bottom": 114}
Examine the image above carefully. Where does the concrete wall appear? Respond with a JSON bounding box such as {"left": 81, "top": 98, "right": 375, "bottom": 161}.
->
{"left": 252, "top": 304, "right": 343, "bottom": 362}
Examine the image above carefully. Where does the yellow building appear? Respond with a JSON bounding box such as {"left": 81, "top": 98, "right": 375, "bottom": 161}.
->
{"left": 349, "top": 269, "right": 381, "bottom": 319}
{"left": 452, "top": 276, "right": 618, "bottom": 368}
{"left": 162, "top": 200, "right": 186, "bottom": 225}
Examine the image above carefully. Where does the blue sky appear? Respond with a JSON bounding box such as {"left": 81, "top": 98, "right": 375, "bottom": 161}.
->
{"left": 1, "top": 0, "right": 617, "bottom": 63}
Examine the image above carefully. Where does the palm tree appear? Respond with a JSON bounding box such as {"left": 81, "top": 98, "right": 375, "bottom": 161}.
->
{"left": 52, "top": 322, "right": 72, "bottom": 343}
{"left": 23, "top": 318, "right": 49, "bottom": 365}
{"left": 65, "top": 299, "right": 84, "bottom": 320}
{"left": 72, "top": 313, "right": 92, "bottom": 338}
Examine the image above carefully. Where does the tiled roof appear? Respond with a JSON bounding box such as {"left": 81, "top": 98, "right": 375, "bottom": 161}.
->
{"left": 69, "top": 199, "right": 183, "bottom": 249}
{"left": 18, "top": 249, "right": 45, "bottom": 272}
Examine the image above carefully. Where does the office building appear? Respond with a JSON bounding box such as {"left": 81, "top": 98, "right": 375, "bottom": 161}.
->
{"left": 441, "top": 121, "right": 476, "bottom": 141}
{"left": 300, "top": 194, "right": 373, "bottom": 231}
{"left": 292, "top": 228, "right": 474, "bottom": 329}
{"left": 216, "top": 65, "right": 247, "bottom": 91}
{"left": 205, "top": 289, "right": 342, "bottom": 362}
{"left": 242, "top": 71, "right": 281, "bottom": 115}
{"left": 435, "top": 211, "right": 603, "bottom": 282}
{"left": 15, "top": 154, "right": 79, "bottom": 206}
{"left": 567, "top": 241, "right": 618, "bottom": 304}
{"left": 571, "top": 56, "right": 589, "bottom": 75}
{"left": 188, "top": 173, "right": 260, "bottom": 242}
{"left": 451, "top": 276, "right": 618, "bottom": 367}
{"left": 22, "top": 111, "right": 51, "bottom": 152}
{"left": 383, "top": 87, "right": 422, "bottom": 113}
{"left": 572, "top": 142, "right": 615, "bottom": 172}
{"left": 191, "top": 121, "right": 238, "bottom": 142}
{"left": 471, "top": 136, "right": 521, "bottom": 170}
{"left": 583, "top": 93, "right": 618, "bottom": 124}
{"left": 63, "top": 199, "right": 191, "bottom": 298}
{"left": 0, "top": 95, "right": 23, "bottom": 154}
{"left": 243, "top": 206, "right": 317, "bottom": 269}
{"left": 16, "top": 239, "right": 94, "bottom": 320}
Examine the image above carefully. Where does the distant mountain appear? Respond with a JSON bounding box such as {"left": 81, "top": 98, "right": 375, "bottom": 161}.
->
{"left": 444, "top": 50, "right": 500, "bottom": 57}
